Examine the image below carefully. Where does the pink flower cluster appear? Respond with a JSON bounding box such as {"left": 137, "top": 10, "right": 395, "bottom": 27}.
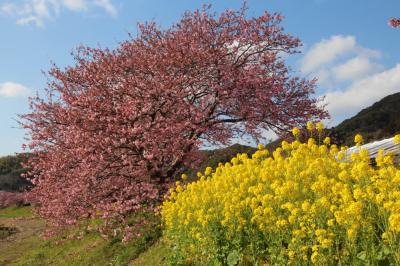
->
{"left": 389, "top": 18, "right": 400, "bottom": 28}
{"left": 0, "top": 191, "right": 29, "bottom": 208}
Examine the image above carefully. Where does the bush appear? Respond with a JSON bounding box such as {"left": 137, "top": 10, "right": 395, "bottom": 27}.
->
{"left": 162, "top": 132, "right": 400, "bottom": 265}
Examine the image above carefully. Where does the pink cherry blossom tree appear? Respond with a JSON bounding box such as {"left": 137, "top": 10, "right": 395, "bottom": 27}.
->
{"left": 21, "top": 5, "right": 328, "bottom": 232}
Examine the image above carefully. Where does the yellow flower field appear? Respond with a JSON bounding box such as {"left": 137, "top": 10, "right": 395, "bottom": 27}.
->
{"left": 162, "top": 125, "right": 400, "bottom": 265}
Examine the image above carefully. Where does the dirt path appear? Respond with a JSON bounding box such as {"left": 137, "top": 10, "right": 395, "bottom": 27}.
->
{"left": 0, "top": 216, "right": 45, "bottom": 265}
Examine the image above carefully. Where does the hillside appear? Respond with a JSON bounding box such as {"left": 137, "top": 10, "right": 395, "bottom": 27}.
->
{"left": 0, "top": 154, "right": 31, "bottom": 192}
{"left": 199, "top": 144, "right": 257, "bottom": 171}
{"left": 0, "top": 206, "right": 161, "bottom": 265}
{"left": 172, "top": 144, "right": 257, "bottom": 182}
{"left": 330, "top": 92, "right": 400, "bottom": 146}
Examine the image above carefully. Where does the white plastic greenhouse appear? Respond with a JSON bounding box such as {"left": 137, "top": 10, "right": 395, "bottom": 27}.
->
{"left": 346, "top": 137, "right": 400, "bottom": 159}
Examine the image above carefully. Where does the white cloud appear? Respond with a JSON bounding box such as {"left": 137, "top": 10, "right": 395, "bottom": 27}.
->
{"left": 94, "top": 0, "right": 116, "bottom": 17}
{"left": 17, "top": 16, "right": 43, "bottom": 26}
{"left": 332, "top": 56, "right": 383, "bottom": 81}
{"left": 33, "top": 0, "right": 52, "bottom": 17}
{"left": 0, "top": 82, "right": 30, "bottom": 97}
{"left": 314, "top": 69, "right": 331, "bottom": 86}
{"left": 62, "top": 0, "right": 88, "bottom": 12}
{"left": 300, "top": 35, "right": 382, "bottom": 87}
{"left": 355, "top": 46, "right": 381, "bottom": 59}
{"left": 300, "top": 35, "right": 399, "bottom": 125}
{"left": 0, "top": 0, "right": 117, "bottom": 26}
{"left": 300, "top": 35, "right": 356, "bottom": 73}
{"left": 324, "top": 64, "right": 400, "bottom": 119}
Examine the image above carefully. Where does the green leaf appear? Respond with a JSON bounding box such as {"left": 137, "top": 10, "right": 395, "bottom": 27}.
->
{"left": 357, "top": 251, "right": 367, "bottom": 261}
{"left": 227, "top": 250, "right": 240, "bottom": 266}
{"left": 382, "top": 246, "right": 391, "bottom": 255}
{"left": 376, "top": 250, "right": 384, "bottom": 260}
{"left": 212, "top": 260, "right": 223, "bottom": 266}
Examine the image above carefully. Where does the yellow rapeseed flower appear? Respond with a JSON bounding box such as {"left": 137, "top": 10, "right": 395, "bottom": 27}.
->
{"left": 204, "top": 167, "right": 212, "bottom": 176}
{"left": 354, "top": 134, "right": 364, "bottom": 146}
{"left": 316, "top": 122, "right": 324, "bottom": 132}
{"left": 292, "top": 127, "right": 300, "bottom": 137}
{"left": 307, "top": 121, "right": 314, "bottom": 131}
{"left": 394, "top": 134, "right": 400, "bottom": 144}
{"left": 323, "top": 137, "right": 331, "bottom": 145}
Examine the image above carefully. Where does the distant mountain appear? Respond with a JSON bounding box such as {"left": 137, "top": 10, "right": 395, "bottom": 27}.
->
{"left": 330, "top": 92, "right": 400, "bottom": 146}
{"left": 183, "top": 144, "right": 257, "bottom": 179}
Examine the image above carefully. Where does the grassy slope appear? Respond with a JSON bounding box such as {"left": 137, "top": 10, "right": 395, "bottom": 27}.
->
{"left": 0, "top": 206, "right": 162, "bottom": 266}
{"left": 130, "top": 240, "right": 168, "bottom": 266}
{"left": 0, "top": 207, "right": 45, "bottom": 265}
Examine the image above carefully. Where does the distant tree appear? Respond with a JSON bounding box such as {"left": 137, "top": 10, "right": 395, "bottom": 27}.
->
{"left": 21, "top": 5, "right": 328, "bottom": 231}
{"left": 0, "top": 191, "right": 29, "bottom": 208}
{"left": 0, "top": 154, "right": 31, "bottom": 192}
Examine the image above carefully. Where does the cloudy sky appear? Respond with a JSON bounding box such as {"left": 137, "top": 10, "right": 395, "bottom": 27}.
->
{"left": 0, "top": 0, "right": 399, "bottom": 155}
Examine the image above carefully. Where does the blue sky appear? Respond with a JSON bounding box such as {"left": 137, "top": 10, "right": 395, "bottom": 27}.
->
{"left": 0, "top": 0, "right": 399, "bottom": 155}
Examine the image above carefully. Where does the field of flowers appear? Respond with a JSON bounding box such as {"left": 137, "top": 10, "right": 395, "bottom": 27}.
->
{"left": 162, "top": 123, "right": 400, "bottom": 265}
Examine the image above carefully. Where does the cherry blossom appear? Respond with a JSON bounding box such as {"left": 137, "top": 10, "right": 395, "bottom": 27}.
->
{"left": 389, "top": 18, "right": 400, "bottom": 28}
